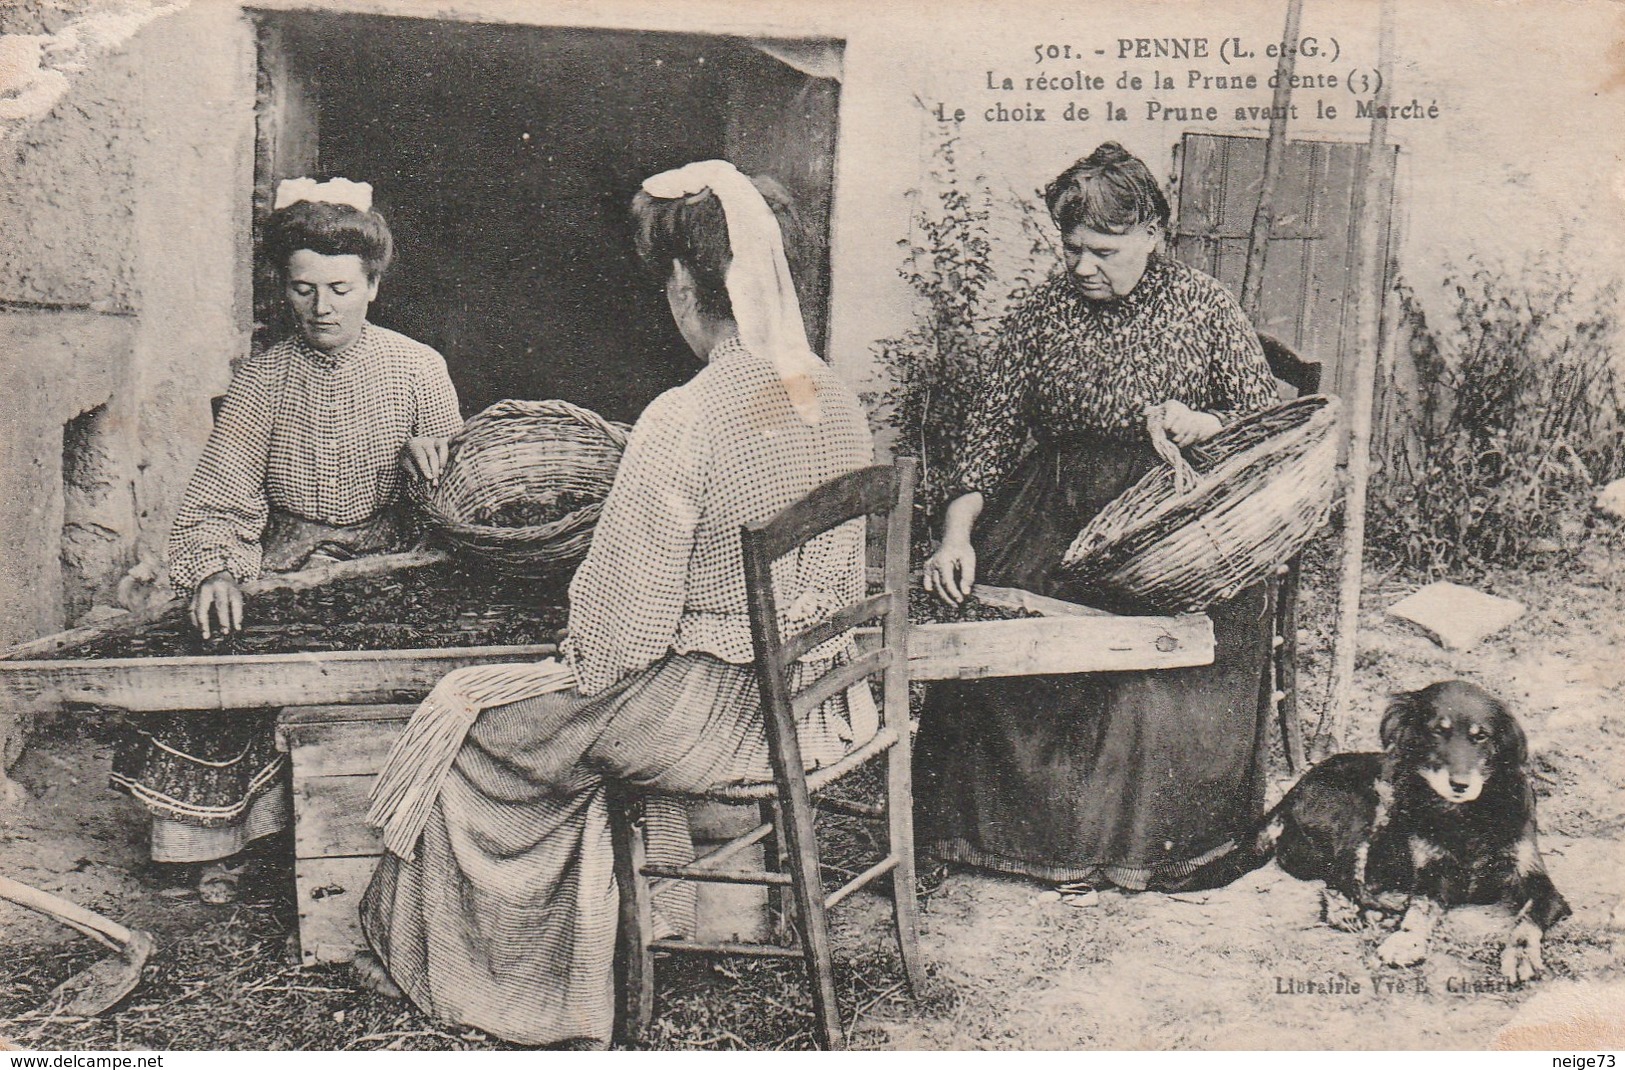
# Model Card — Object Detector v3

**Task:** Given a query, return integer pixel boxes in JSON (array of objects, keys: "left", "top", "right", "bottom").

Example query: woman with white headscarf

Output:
[{"left": 359, "top": 161, "right": 874, "bottom": 1047}]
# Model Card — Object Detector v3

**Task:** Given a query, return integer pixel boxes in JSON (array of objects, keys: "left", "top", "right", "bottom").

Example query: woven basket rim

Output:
[
  {"left": 1058, "top": 395, "right": 1342, "bottom": 610},
  {"left": 407, "top": 399, "right": 628, "bottom": 563},
  {"left": 1064, "top": 395, "right": 1339, "bottom": 562}
]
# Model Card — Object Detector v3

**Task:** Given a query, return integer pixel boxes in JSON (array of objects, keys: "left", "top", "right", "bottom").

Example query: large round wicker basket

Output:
[
  {"left": 1061, "top": 395, "right": 1342, "bottom": 613},
  {"left": 409, "top": 399, "right": 630, "bottom": 577}
]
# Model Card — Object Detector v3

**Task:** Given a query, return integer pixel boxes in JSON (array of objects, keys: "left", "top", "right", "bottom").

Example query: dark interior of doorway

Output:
[{"left": 254, "top": 13, "right": 842, "bottom": 424}]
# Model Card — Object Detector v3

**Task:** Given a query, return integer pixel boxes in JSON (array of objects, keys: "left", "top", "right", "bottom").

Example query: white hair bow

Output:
[
  {"left": 641, "top": 160, "right": 823, "bottom": 425},
  {"left": 274, "top": 176, "right": 374, "bottom": 213}
]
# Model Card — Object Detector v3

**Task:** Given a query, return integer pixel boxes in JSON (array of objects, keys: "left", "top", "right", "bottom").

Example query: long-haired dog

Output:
[{"left": 1176, "top": 681, "right": 1569, "bottom": 983}]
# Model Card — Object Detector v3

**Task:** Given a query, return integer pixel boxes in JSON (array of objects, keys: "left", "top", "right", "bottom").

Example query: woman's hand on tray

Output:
[
  {"left": 403, "top": 435, "right": 452, "bottom": 484},
  {"left": 925, "top": 492, "right": 985, "bottom": 607},
  {"left": 191, "top": 570, "right": 243, "bottom": 640},
  {"left": 923, "top": 536, "right": 977, "bottom": 607}
]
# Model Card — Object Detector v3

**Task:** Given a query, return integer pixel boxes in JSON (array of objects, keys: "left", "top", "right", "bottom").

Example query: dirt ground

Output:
[{"left": 2, "top": 529, "right": 1622, "bottom": 1050}]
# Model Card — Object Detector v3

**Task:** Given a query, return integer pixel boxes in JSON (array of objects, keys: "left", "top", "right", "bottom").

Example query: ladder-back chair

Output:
[{"left": 610, "top": 458, "right": 923, "bottom": 1049}]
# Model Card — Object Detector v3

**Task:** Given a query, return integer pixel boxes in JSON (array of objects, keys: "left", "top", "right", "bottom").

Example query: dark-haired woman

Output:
[
  {"left": 112, "top": 179, "right": 462, "bottom": 903},
  {"left": 916, "top": 142, "right": 1281, "bottom": 891},
  {"left": 359, "top": 161, "right": 874, "bottom": 1046}
]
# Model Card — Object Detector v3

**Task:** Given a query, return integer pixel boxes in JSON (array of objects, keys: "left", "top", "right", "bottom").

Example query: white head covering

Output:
[
  {"left": 641, "top": 160, "right": 823, "bottom": 425},
  {"left": 274, "top": 176, "right": 374, "bottom": 213}
]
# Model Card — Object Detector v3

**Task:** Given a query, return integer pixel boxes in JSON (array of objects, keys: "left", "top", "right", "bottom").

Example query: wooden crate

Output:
[
  {"left": 275, "top": 704, "right": 770, "bottom": 966},
  {"left": 276, "top": 703, "right": 403, "bottom": 966}
]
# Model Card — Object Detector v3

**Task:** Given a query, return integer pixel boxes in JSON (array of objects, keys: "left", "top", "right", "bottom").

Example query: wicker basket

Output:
[
  {"left": 409, "top": 399, "right": 630, "bottom": 577},
  {"left": 1060, "top": 395, "right": 1342, "bottom": 612}
]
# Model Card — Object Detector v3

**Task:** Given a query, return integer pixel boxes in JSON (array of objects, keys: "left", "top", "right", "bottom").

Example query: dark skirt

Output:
[
  {"left": 914, "top": 433, "right": 1273, "bottom": 889},
  {"left": 110, "top": 710, "right": 287, "bottom": 829}
]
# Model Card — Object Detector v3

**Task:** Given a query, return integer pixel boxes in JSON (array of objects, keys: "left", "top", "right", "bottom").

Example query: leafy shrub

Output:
[
  {"left": 1370, "top": 258, "right": 1623, "bottom": 575},
  {"left": 866, "top": 135, "right": 996, "bottom": 521},
  {"left": 867, "top": 132, "right": 1053, "bottom": 522}
]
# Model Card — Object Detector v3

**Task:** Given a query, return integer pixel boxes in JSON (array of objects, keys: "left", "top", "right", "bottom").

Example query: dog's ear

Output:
[{"left": 1379, "top": 690, "right": 1421, "bottom": 751}]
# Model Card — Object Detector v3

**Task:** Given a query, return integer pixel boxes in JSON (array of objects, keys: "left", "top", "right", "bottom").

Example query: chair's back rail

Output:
[
  {"left": 790, "top": 648, "right": 894, "bottom": 721},
  {"left": 739, "top": 460, "right": 916, "bottom": 803},
  {"left": 745, "top": 465, "right": 902, "bottom": 564},
  {"left": 780, "top": 591, "right": 894, "bottom": 665},
  {"left": 1258, "top": 332, "right": 1323, "bottom": 396}
]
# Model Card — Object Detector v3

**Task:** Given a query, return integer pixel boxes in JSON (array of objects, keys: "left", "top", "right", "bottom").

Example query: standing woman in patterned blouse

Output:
[
  {"left": 916, "top": 142, "right": 1281, "bottom": 891},
  {"left": 112, "top": 180, "right": 462, "bottom": 903}
]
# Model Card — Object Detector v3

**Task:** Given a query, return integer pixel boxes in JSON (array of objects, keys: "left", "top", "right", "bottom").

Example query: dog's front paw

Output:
[
  {"left": 1500, "top": 919, "right": 1546, "bottom": 985},
  {"left": 1371, "top": 889, "right": 1410, "bottom": 914},
  {"left": 1377, "top": 926, "right": 1428, "bottom": 967}
]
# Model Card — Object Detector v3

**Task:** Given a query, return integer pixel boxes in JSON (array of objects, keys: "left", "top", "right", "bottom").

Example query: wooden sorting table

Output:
[{"left": 0, "top": 550, "right": 1214, "bottom": 964}]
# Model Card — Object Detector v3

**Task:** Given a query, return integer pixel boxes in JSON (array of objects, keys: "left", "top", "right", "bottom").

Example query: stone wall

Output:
[
  {"left": 0, "top": 2, "right": 253, "bottom": 635},
  {"left": 0, "top": 2, "right": 254, "bottom": 773}
]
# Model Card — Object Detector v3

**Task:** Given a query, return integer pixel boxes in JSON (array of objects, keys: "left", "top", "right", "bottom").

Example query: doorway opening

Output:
[{"left": 253, "top": 12, "right": 843, "bottom": 423}]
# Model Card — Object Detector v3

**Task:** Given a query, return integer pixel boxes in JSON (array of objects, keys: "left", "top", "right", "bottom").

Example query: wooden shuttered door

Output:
[{"left": 1170, "top": 132, "right": 1400, "bottom": 402}]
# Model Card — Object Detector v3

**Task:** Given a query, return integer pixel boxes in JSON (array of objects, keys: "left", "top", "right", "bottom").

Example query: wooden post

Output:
[
  {"left": 1239, "top": 0, "right": 1306, "bottom": 323},
  {"left": 1324, "top": 0, "right": 1397, "bottom": 751}
]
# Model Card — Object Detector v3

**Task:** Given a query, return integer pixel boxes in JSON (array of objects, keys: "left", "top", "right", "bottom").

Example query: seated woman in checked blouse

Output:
[
  {"left": 112, "top": 179, "right": 462, "bottom": 904},
  {"left": 359, "top": 161, "right": 874, "bottom": 1048}
]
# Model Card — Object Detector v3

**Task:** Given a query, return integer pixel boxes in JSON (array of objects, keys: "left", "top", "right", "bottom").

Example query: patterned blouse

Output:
[
  {"left": 952, "top": 253, "right": 1279, "bottom": 497},
  {"left": 563, "top": 333, "right": 875, "bottom": 697},
  {"left": 167, "top": 323, "right": 463, "bottom": 592}
]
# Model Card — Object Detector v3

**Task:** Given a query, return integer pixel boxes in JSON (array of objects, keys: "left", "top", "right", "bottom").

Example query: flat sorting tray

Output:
[{"left": 0, "top": 556, "right": 1213, "bottom": 713}]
